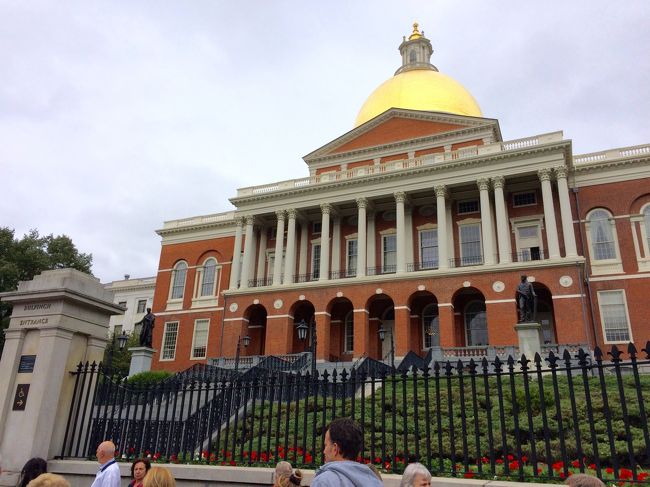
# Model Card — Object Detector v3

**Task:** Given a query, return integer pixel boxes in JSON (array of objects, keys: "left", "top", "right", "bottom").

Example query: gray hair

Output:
[{"left": 400, "top": 463, "right": 432, "bottom": 487}]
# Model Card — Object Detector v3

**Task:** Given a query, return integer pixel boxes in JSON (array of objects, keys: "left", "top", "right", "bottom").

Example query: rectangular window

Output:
[
  {"left": 598, "top": 290, "right": 631, "bottom": 342},
  {"left": 344, "top": 316, "right": 354, "bottom": 352},
  {"left": 458, "top": 200, "right": 479, "bottom": 215},
  {"left": 191, "top": 319, "right": 209, "bottom": 359},
  {"left": 313, "top": 222, "right": 322, "bottom": 235},
  {"left": 137, "top": 299, "right": 147, "bottom": 313},
  {"left": 513, "top": 191, "right": 537, "bottom": 207},
  {"left": 419, "top": 229, "right": 438, "bottom": 269},
  {"left": 382, "top": 234, "right": 396, "bottom": 273},
  {"left": 460, "top": 224, "right": 482, "bottom": 265},
  {"left": 346, "top": 239, "right": 358, "bottom": 276},
  {"left": 201, "top": 264, "right": 216, "bottom": 296},
  {"left": 114, "top": 324, "right": 123, "bottom": 336},
  {"left": 161, "top": 322, "right": 179, "bottom": 360},
  {"left": 312, "top": 244, "right": 321, "bottom": 279}
]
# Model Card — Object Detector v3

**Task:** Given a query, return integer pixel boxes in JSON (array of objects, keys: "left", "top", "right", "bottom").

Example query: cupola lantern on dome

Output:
[{"left": 354, "top": 22, "right": 482, "bottom": 127}]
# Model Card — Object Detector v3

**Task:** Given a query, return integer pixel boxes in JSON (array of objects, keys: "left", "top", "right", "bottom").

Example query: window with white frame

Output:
[
  {"left": 191, "top": 319, "right": 209, "bottom": 359},
  {"left": 346, "top": 239, "right": 358, "bottom": 276},
  {"left": 419, "top": 229, "right": 438, "bottom": 269},
  {"left": 170, "top": 262, "right": 187, "bottom": 299},
  {"left": 422, "top": 303, "right": 439, "bottom": 348},
  {"left": 464, "top": 301, "right": 488, "bottom": 346},
  {"left": 459, "top": 223, "right": 482, "bottom": 265},
  {"left": 588, "top": 210, "right": 617, "bottom": 260},
  {"left": 311, "top": 244, "right": 321, "bottom": 279},
  {"left": 137, "top": 299, "right": 147, "bottom": 313},
  {"left": 161, "top": 321, "right": 179, "bottom": 360},
  {"left": 344, "top": 311, "right": 354, "bottom": 353},
  {"left": 200, "top": 258, "right": 218, "bottom": 296},
  {"left": 458, "top": 199, "right": 479, "bottom": 215},
  {"left": 597, "top": 290, "right": 632, "bottom": 343},
  {"left": 642, "top": 205, "right": 650, "bottom": 257},
  {"left": 513, "top": 191, "right": 537, "bottom": 207},
  {"left": 382, "top": 234, "right": 396, "bottom": 273}
]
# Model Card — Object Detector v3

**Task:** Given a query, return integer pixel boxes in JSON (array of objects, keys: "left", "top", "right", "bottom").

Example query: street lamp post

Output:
[
  {"left": 234, "top": 334, "right": 251, "bottom": 372},
  {"left": 296, "top": 319, "right": 317, "bottom": 376},
  {"left": 106, "top": 330, "right": 129, "bottom": 375},
  {"left": 377, "top": 323, "right": 394, "bottom": 368}
]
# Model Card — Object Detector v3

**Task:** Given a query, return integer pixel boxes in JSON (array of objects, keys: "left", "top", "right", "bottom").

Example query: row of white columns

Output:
[{"left": 229, "top": 165, "right": 578, "bottom": 290}]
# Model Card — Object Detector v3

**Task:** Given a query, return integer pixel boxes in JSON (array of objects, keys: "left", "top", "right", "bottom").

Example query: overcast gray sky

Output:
[{"left": 2, "top": 1, "right": 649, "bottom": 284}]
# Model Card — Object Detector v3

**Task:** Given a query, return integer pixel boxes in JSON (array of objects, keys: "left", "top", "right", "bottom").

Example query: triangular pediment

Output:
[{"left": 304, "top": 108, "right": 500, "bottom": 163}]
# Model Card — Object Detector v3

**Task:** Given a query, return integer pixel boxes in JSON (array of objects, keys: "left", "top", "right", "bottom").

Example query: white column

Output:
[
  {"left": 555, "top": 165, "right": 578, "bottom": 257},
  {"left": 239, "top": 215, "right": 256, "bottom": 289},
  {"left": 367, "top": 211, "right": 376, "bottom": 272},
  {"left": 299, "top": 221, "right": 308, "bottom": 277},
  {"left": 395, "top": 192, "right": 406, "bottom": 273},
  {"left": 272, "top": 210, "right": 286, "bottom": 286},
  {"left": 229, "top": 216, "right": 244, "bottom": 289},
  {"left": 406, "top": 205, "right": 414, "bottom": 268},
  {"left": 331, "top": 216, "right": 341, "bottom": 276},
  {"left": 539, "top": 168, "right": 561, "bottom": 259},
  {"left": 492, "top": 176, "right": 512, "bottom": 264},
  {"left": 356, "top": 198, "right": 367, "bottom": 277},
  {"left": 319, "top": 203, "right": 331, "bottom": 281},
  {"left": 477, "top": 178, "right": 496, "bottom": 265},
  {"left": 256, "top": 227, "right": 267, "bottom": 281},
  {"left": 446, "top": 203, "right": 455, "bottom": 263},
  {"left": 435, "top": 185, "right": 449, "bottom": 270},
  {"left": 283, "top": 209, "right": 297, "bottom": 283}
]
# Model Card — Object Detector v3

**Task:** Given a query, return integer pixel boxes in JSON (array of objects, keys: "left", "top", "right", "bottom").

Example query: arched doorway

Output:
[
  {"left": 327, "top": 297, "right": 354, "bottom": 361},
  {"left": 243, "top": 304, "right": 267, "bottom": 356},
  {"left": 533, "top": 283, "right": 557, "bottom": 344},
  {"left": 290, "top": 300, "right": 315, "bottom": 354},
  {"left": 366, "top": 294, "right": 395, "bottom": 361},
  {"left": 408, "top": 291, "right": 439, "bottom": 355},
  {"left": 452, "top": 287, "right": 488, "bottom": 347}
]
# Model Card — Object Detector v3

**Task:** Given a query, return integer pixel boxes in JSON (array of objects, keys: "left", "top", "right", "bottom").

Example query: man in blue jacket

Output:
[{"left": 312, "top": 418, "right": 383, "bottom": 487}]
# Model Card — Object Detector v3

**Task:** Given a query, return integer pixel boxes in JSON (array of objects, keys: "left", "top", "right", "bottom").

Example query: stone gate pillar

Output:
[{"left": 0, "top": 269, "right": 122, "bottom": 485}]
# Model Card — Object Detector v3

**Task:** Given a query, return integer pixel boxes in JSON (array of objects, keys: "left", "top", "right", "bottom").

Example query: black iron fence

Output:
[{"left": 60, "top": 343, "right": 650, "bottom": 483}]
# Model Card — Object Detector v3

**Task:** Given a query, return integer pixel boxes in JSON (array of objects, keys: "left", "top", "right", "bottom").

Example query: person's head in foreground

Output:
[
  {"left": 400, "top": 462, "right": 432, "bottom": 487},
  {"left": 26, "top": 473, "right": 70, "bottom": 487},
  {"left": 565, "top": 474, "right": 605, "bottom": 487},
  {"left": 95, "top": 441, "right": 116, "bottom": 465},
  {"left": 323, "top": 417, "right": 363, "bottom": 462},
  {"left": 18, "top": 457, "right": 48, "bottom": 487},
  {"left": 142, "top": 467, "right": 175, "bottom": 487},
  {"left": 131, "top": 458, "right": 151, "bottom": 484},
  {"left": 274, "top": 461, "right": 302, "bottom": 486}
]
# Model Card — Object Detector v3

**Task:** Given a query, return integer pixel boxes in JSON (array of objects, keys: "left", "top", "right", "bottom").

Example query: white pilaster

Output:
[
  {"left": 272, "top": 210, "right": 286, "bottom": 286},
  {"left": 239, "top": 216, "right": 256, "bottom": 289},
  {"left": 477, "top": 178, "right": 496, "bottom": 265},
  {"left": 331, "top": 216, "right": 341, "bottom": 275},
  {"left": 435, "top": 185, "right": 449, "bottom": 270},
  {"left": 405, "top": 205, "right": 414, "bottom": 268},
  {"left": 319, "top": 203, "right": 331, "bottom": 281},
  {"left": 256, "top": 227, "right": 267, "bottom": 281},
  {"left": 539, "top": 168, "right": 561, "bottom": 259},
  {"left": 356, "top": 198, "right": 367, "bottom": 277},
  {"left": 229, "top": 216, "right": 244, "bottom": 289},
  {"left": 395, "top": 192, "right": 407, "bottom": 273},
  {"left": 367, "top": 211, "right": 376, "bottom": 271},
  {"left": 492, "top": 176, "right": 512, "bottom": 263},
  {"left": 555, "top": 165, "right": 578, "bottom": 257},
  {"left": 284, "top": 209, "right": 297, "bottom": 283},
  {"left": 299, "top": 222, "right": 308, "bottom": 276}
]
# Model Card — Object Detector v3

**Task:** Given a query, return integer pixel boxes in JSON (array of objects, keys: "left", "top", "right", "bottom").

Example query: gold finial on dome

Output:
[{"left": 408, "top": 22, "right": 422, "bottom": 40}]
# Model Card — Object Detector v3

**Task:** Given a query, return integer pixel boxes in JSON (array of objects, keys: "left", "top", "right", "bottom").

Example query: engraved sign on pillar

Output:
[{"left": 13, "top": 384, "right": 30, "bottom": 411}]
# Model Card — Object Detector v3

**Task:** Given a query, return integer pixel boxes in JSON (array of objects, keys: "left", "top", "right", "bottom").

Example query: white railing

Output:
[
  {"left": 162, "top": 211, "right": 235, "bottom": 229},
  {"left": 574, "top": 144, "right": 650, "bottom": 165}
]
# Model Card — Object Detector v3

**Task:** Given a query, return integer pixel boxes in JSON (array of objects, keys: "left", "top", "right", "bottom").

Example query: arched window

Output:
[
  {"left": 344, "top": 311, "right": 354, "bottom": 353},
  {"left": 200, "top": 258, "right": 218, "bottom": 296},
  {"left": 464, "top": 301, "right": 488, "bottom": 346},
  {"left": 643, "top": 205, "right": 650, "bottom": 254},
  {"left": 409, "top": 49, "right": 417, "bottom": 63},
  {"left": 170, "top": 261, "right": 187, "bottom": 300},
  {"left": 588, "top": 209, "right": 616, "bottom": 260},
  {"left": 422, "top": 303, "right": 439, "bottom": 348}
]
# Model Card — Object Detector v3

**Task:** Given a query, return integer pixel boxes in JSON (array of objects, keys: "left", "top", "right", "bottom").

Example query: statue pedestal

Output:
[
  {"left": 128, "top": 347, "right": 155, "bottom": 376},
  {"left": 514, "top": 322, "right": 543, "bottom": 359}
]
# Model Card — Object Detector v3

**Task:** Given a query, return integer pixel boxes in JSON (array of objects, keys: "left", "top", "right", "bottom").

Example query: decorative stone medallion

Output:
[
  {"left": 492, "top": 281, "right": 505, "bottom": 293},
  {"left": 229, "top": 302, "right": 238, "bottom": 312},
  {"left": 559, "top": 276, "right": 573, "bottom": 288},
  {"left": 528, "top": 276, "right": 536, "bottom": 282},
  {"left": 463, "top": 281, "right": 471, "bottom": 288},
  {"left": 299, "top": 294, "right": 306, "bottom": 301},
  {"left": 376, "top": 288, "right": 383, "bottom": 294},
  {"left": 253, "top": 299, "right": 259, "bottom": 305},
  {"left": 273, "top": 299, "right": 283, "bottom": 309},
  {"left": 417, "top": 284, "right": 425, "bottom": 291},
  {"left": 336, "top": 291, "right": 343, "bottom": 298}
]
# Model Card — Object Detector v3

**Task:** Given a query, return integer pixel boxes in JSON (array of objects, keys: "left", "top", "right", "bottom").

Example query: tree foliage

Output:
[{"left": 0, "top": 227, "right": 93, "bottom": 355}]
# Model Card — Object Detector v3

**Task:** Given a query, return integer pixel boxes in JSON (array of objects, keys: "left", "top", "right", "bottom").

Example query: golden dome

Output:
[{"left": 355, "top": 69, "right": 482, "bottom": 127}]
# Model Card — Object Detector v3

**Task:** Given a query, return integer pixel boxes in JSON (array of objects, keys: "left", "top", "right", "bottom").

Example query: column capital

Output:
[
  {"left": 538, "top": 167, "right": 553, "bottom": 182},
  {"left": 477, "top": 178, "right": 490, "bottom": 191},
  {"left": 286, "top": 208, "right": 297, "bottom": 220},
  {"left": 492, "top": 175, "right": 505, "bottom": 189},
  {"left": 244, "top": 215, "right": 256, "bottom": 226},
  {"left": 320, "top": 203, "right": 332, "bottom": 215},
  {"left": 554, "top": 165, "right": 568, "bottom": 179},
  {"left": 394, "top": 191, "right": 407, "bottom": 204},
  {"left": 234, "top": 216, "right": 244, "bottom": 226},
  {"left": 275, "top": 210, "right": 286, "bottom": 221},
  {"left": 434, "top": 185, "right": 447, "bottom": 198},
  {"left": 356, "top": 197, "right": 368, "bottom": 209}
]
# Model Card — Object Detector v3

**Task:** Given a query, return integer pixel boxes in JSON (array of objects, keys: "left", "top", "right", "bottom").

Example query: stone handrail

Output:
[
  {"left": 162, "top": 211, "right": 236, "bottom": 229},
  {"left": 574, "top": 143, "right": 650, "bottom": 165}
]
